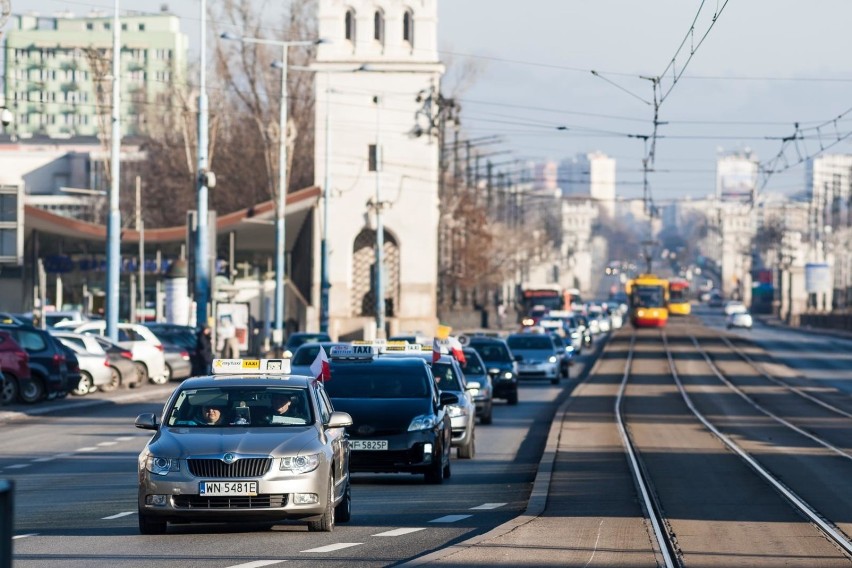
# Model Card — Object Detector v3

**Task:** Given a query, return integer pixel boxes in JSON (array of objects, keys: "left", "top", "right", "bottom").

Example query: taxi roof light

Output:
[{"left": 211, "top": 358, "right": 292, "bottom": 375}]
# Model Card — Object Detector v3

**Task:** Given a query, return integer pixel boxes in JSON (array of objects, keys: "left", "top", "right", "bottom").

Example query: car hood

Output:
[
  {"left": 330, "top": 398, "right": 432, "bottom": 429},
  {"left": 150, "top": 426, "right": 318, "bottom": 457}
]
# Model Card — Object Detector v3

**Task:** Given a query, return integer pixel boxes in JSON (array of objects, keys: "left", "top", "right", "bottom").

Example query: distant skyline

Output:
[{"left": 9, "top": 0, "right": 852, "bottom": 201}]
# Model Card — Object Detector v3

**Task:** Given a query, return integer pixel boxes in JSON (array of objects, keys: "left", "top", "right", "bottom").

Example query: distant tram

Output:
[
  {"left": 625, "top": 274, "right": 669, "bottom": 328},
  {"left": 667, "top": 278, "right": 692, "bottom": 316}
]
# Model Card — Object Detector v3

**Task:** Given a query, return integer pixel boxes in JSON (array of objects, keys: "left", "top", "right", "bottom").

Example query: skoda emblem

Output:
[
  {"left": 222, "top": 453, "right": 237, "bottom": 464},
  {"left": 357, "top": 425, "right": 375, "bottom": 435}
]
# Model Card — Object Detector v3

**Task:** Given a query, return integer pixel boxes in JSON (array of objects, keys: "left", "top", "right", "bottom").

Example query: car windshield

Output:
[
  {"left": 287, "top": 334, "right": 331, "bottom": 349},
  {"left": 470, "top": 342, "right": 511, "bottom": 362},
  {"left": 147, "top": 326, "right": 196, "bottom": 349},
  {"left": 432, "top": 361, "right": 463, "bottom": 391},
  {"left": 325, "top": 364, "right": 430, "bottom": 398},
  {"left": 461, "top": 353, "right": 484, "bottom": 375},
  {"left": 507, "top": 336, "right": 554, "bottom": 350},
  {"left": 292, "top": 344, "right": 330, "bottom": 365},
  {"left": 166, "top": 387, "right": 312, "bottom": 427}
]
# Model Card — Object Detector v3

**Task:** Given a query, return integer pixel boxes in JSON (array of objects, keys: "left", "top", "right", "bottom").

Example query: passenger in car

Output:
[
  {"left": 269, "top": 394, "right": 306, "bottom": 424},
  {"left": 195, "top": 405, "right": 224, "bottom": 425}
]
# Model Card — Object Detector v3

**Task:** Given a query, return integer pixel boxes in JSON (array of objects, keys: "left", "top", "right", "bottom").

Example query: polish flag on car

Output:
[
  {"left": 310, "top": 346, "right": 330, "bottom": 382},
  {"left": 432, "top": 338, "right": 441, "bottom": 364},
  {"left": 448, "top": 337, "right": 466, "bottom": 365}
]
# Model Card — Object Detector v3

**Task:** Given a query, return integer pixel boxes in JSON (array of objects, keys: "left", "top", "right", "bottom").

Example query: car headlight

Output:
[
  {"left": 548, "top": 355, "right": 558, "bottom": 363},
  {"left": 468, "top": 388, "right": 480, "bottom": 397},
  {"left": 280, "top": 453, "right": 320, "bottom": 474},
  {"left": 408, "top": 414, "right": 439, "bottom": 431},
  {"left": 446, "top": 404, "right": 467, "bottom": 418},
  {"left": 146, "top": 456, "right": 180, "bottom": 476},
  {"left": 503, "top": 371, "right": 514, "bottom": 380},
  {"left": 637, "top": 309, "right": 646, "bottom": 317}
]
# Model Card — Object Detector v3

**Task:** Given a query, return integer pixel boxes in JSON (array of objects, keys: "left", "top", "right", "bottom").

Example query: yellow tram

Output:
[
  {"left": 667, "top": 278, "right": 692, "bottom": 316},
  {"left": 625, "top": 274, "right": 669, "bottom": 328}
]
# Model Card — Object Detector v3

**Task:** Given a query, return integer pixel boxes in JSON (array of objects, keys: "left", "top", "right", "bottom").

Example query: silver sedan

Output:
[{"left": 135, "top": 373, "right": 352, "bottom": 534}]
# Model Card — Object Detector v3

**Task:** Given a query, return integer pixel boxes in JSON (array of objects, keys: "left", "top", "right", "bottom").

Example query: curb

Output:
[{"left": 399, "top": 333, "right": 613, "bottom": 567}]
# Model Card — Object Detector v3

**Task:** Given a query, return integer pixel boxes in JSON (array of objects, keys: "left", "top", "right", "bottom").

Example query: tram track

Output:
[{"left": 617, "top": 327, "right": 852, "bottom": 566}]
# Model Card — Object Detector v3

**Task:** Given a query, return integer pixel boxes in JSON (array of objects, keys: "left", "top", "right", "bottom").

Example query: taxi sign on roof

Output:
[
  {"left": 383, "top": 343, "right": 424, "bottom": 353},
  {"left": 329, "top": 345, "right": 378, "bottom": 359},
  {"left": 211, "top": 358, "right": 292, "bottom": 375}
]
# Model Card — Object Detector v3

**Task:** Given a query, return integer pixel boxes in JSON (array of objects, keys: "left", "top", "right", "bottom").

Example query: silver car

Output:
[
  {"left": 135, "top": 371, "right": 352, "bottom": 534},
  {"left": 52, "top": 331, "right": 112, "bottom": 395}
]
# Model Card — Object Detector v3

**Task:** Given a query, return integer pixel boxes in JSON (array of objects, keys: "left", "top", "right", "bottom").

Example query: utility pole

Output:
[
  {"left": 105, "top": 0, "right": 121, "bottom": 342},
  {"left": 195, "top": 0, "right": 211, "bottom": 330},
  {"left": 136, "top": 176, "right": 145, "bottom": 322},
  {"left": 373, "top": 95, "right": 385, "bottom": 338}
]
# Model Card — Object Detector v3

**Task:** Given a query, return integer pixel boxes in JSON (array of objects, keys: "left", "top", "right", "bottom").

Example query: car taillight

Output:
[
  {"left": 52, "top": 353, "right": 64, "bottom": 368},
  {"left": 180, "top": 350, "right": 190, "bottom": 361},
  {"left": 103, "top": 357, "right": 111, "bottom": 368},
  {"left": 155, "top": 344, "right": 164, "bottom": 352},
  {"left": 120, "top": 350, "right": 133, "bottom": 359}
]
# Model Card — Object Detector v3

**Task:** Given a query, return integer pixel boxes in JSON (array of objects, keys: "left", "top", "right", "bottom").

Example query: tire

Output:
[
  {"left": 20, "top": 376, "right": 45, "bottom": 404},
  {"left": 457, "top": 429, "right": 475, "bottom": 459},
  {"left": 424, "top": 453, "right": 445, "bottom": 484},
  {"left": 443, "top": 457, "right": 451, "bottom": 479},
  {"left": 72, "top": 372, "right": 94, "bottom": 396},
  {"left": 1, "top": 375, "right": 19, "bottom": 405},
  {"left": 507, "top": 390, "right": 519, "bottom": 405},
  {"left": 334, "top": 478, "right": 352, "bottom": 523},
  {"left": 307, "top": 478, "right": 335, "bottom": 532},
  {"left": 480, "top": 404, "right": 493, "bottom": 425},
  {"left": 164, "top": 364, "right": 173, "bottom": 382},
  {"left": 135, "top": 362, "right": 151, "bottom": 385},
  {"left": 138, "top": 512, "right": 167, "bottom": 535},
  {"left": 551, "top": 377, "right": 560, "bottom": 385},
  {"left": 100, "top": 367, "right": 122, "bottom": 392}
]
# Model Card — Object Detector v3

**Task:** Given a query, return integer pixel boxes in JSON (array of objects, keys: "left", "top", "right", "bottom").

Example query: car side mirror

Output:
[
  {"left": 439, "top": 391, "right": 459, "bottom": 407},
  {"left": 325, "top": 411, "right": 352, "bottom": 429},
  {"left": 135, "top": 413, "right": 159, "bottom": 430},
  {"left": 514, "top": 354, "right": 523, "bottom": 362}
]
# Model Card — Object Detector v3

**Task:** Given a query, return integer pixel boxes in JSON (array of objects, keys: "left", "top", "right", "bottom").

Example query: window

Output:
[
  {"left": 86, "top": 22, "right": 93, "bottom": 30},
  {"left": 121, "top": 23, "right": 128, "bottom": 31},
  {"left": 403, "top": 9, "right": 414, "bottom": 44},
  {"left": 373, "top": 10, "right": 384, "bottom": 44},
  {"left": 104, "top": 22, "right": 110, "bottom": 30},
  {"left": 344, "top": 8, "right": 356, "bottom": 42},
  {"left": 138, "top": 23, "right": 145, "bottom": 31}
]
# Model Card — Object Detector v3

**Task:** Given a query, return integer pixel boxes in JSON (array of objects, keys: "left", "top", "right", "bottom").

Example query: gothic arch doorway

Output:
[{"left": 352, "top": 229, "right": 400, "bottom": 318}]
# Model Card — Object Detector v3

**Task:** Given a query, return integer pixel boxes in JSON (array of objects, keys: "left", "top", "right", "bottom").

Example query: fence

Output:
[{"left": 0, "top": 479, "right": 12, "bottom": 568}]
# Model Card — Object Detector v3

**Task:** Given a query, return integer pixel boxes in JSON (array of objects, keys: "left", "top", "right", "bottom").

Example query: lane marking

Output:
[
  {"left": 76, "top": 447, "right": 97, "bottom": 452},
  {"left": 97, "top": 441, "right": 118, "bottom": 447},
  {"left": 115, "top": 436, "right": 134, "bottom": 441},
  {"left": 5, "top": 464, "right": 30, "bottom": 470},
  {"left": 31, "top": 457, "right": 55, "bottom": 463},
  {"left": 301, "top": 543, "right": 362, "bottom": 553},
  {"left": 373, "top": 528, "right": 426, "bottom": 537},
  {"left": 13, "top": 534, "right": 37, "bottom": 540},
  {"left": 227, "top": 562, "right": 286, "bottom": 568},
  {"left": 54, "top": 453, "right": 73, "bottom": 459},
  {"left": 102, "top": 511, "right": 134, "bottom": 520},
  {"left": 470, "top": 503, "right": 506, "bottom": 510},
  {"left": 429, "top": 515, "right": 472, "bottom": 523}
]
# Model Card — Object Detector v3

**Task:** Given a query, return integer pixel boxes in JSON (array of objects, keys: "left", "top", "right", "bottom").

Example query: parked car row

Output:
[{"left": 0, "top": 319, "right": 199, "bottom": 405}]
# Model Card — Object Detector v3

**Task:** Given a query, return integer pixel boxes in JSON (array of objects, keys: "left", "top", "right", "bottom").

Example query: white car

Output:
[
  {"left": 723, "top": 301, "right": 748, "bottom": 316},
  {"left": 727, "top": 311, "right": 753, "bottom": 329},
  {"left": 71, "top": 322, "right": 168, "bottom": 384},
  {"left": 52, "top": 331, "right": 112, "bottom": 395}
]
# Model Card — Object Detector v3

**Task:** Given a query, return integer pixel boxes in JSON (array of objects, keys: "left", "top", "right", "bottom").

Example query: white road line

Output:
[
  {"left": 54, "top": 453, "right": 73, "bottom": 459},
  {"left": 102, "top": 512, "right": 134, "bottom": 520},
  {"left": 429, "top": 515, "right": 472, "bottom": 523},
  {"left": 301, "top": 543, "right": 362, "bottom": 553},
  {"left": 115, "top": 436, "right": 134, "bottom": 441},
  {"left": 470, "top": 503, "right": 507, "bottom": 510},
  {"left": 76, "top": 447, "right": 97, "bottom": 452},
  {"left": 226, "top": 561, "right": 286, "bottom": 568},
  {"left": 31, "top": 457, "right": 55, "bottom": 463},
  {"left": 97, "top": 441, "right": 118, "bottom": 447},
  {"left": 12, "top": 534, "right": 37, "bottom": 540},
  {"left": 5, "top": 464, "right": 30, "bottom": 470},
  {"left": 373, "top": 528, "right": 426, "bottom": 537}
]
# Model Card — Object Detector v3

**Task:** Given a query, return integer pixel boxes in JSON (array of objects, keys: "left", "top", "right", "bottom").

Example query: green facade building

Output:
[{"left": 3, "top": 12, "right": 187, "bottom": 138}]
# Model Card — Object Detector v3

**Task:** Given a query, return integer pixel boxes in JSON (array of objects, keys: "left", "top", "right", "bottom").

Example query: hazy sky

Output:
[{"left": 11, "top": 0, "right": 852, "bottom": 201}]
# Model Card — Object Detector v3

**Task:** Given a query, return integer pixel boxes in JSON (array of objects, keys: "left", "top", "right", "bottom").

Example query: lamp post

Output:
[
  {"left": 221, "top": 33, "right": 321, "bottom": 353},
  {"left": 372, "top": 94, "right": 385, "bottom": 338},
  {"left": 105, "top": 0, "right": 121, "bottom": 342},
  {"left": 320, "top": 71, "right": 332, "bottom": 334},
  {"left": 196, "top": 0, "right": 210, "bottom": 331}
]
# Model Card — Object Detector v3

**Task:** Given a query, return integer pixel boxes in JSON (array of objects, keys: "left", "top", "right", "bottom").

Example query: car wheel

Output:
[
  {"left": 164, "top": 364, "right": 173, "bottom": 382},
  {"left": 335, "top": 478, "right": 352, "bottom": 523},
  {"left": 425, "top": 452, "right": 445, "bottom": 484},
  {"left": 457, "top": 429, "right": 475, "bottom": 459},
  {"left": 99, "top": 367, "right": 122, "bottom": 392},
  {"left": 507, "top": 390, "right": 519, "bottom": 405},
  {"left": 72, "top": 372, "right": 94, "bottom": 396},
  {"left": 1, "top": 375, "right": 19, "bottom": 405},
  {"left": 443, "top": 453, "right": 452, "bottom": 479},
  {"left": 551, "top": 376, "right": 560, "bottom": 385},
  {"left": 19, "top": 376, "right": 45, "bottom": 404},
  {"left": 307, "top": 478, "right": 335, "bottom": 532},
  {"left": 138, "top": 512, "right": 167, "bottom": 535},
  {"left": 481, "top": 404, "right": 493, "bottom": 425}
]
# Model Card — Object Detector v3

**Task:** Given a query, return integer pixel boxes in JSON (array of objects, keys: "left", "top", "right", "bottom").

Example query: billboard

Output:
[{"left": 805, "top": 263, "right": 831, "bottom": 294}]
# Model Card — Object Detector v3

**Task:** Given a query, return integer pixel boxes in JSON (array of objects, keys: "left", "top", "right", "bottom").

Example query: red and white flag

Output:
[
  {"left": 310, "top": 346, "right": 330, "bottom": 382},
  {"left": 432, "top": 338, "right": 441, "bottom": 364},
  {"left": 449, "top": 336, "right": 466, "bottom": 365}
]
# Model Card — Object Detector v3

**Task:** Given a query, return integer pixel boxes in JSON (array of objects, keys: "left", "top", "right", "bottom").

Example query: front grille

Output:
[
  {"left": 173, "top": 494, "right": 287, "bottom": 509},
  {"left": 187, "top": 458, "right": 272, "bottom": 478},
  {"left": 350, "top": 447, "right": 423, "bottom": 472},
  {"left": 350, "top": 425, "right": 407, "bottom": 437}
]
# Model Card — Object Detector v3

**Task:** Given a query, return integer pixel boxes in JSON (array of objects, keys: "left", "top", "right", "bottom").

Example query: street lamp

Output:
[{"left": 220, "top": 32, "right": 322, "bottom": 353}]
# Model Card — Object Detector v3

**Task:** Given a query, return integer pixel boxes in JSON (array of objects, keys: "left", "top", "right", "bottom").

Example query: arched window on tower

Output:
[
  {"left": 403, "top": 9, "right": 414, "bottom": 46},
  {"left": 373, "top": 9, "right": 385, "bottom": 45},
  {"left": 344, "top": 8, "right": 356, "bottom": 43}
]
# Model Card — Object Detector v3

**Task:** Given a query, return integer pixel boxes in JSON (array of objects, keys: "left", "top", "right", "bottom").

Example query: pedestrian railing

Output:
[{"left": 0, "top": 479, "right": 12, "bottom": 568}]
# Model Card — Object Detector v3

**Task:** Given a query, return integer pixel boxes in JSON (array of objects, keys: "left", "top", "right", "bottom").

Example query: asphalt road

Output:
[{"left": 0, "top": 336, "right": 607, "bottom": 568}]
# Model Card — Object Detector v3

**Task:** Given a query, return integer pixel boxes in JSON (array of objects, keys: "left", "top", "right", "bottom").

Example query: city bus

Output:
[
  {"left": 625, "top": 274, "right": 669, "bottom": 328},
  {"left": 667, "top": 278, "right": 692, "bottom": 316}
]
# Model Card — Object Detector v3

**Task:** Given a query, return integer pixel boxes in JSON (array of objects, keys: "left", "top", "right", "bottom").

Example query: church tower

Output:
[{"left": 313, "top": 0, "right": 443, "bottom": 339}]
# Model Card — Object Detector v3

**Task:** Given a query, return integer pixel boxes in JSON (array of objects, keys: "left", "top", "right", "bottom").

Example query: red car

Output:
[{"left": 0, "top": 330, "right": 32, "bottom": 405}]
